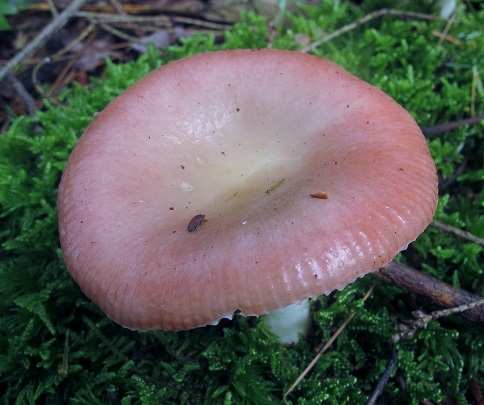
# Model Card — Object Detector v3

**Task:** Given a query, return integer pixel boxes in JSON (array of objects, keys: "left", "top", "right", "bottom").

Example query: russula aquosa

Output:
[{"left": 58, "top": 49, "right": 438, "bottom": 334}]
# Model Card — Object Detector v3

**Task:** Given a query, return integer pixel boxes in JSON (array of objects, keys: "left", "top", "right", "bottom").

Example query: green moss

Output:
[{"left": 1, "top": 1, "right": 483, "bottom": 403}]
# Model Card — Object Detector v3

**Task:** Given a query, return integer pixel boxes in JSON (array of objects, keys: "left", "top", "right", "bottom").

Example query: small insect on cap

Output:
[{"left": 58, "top": 50, "right": 438, "bottom": 331}]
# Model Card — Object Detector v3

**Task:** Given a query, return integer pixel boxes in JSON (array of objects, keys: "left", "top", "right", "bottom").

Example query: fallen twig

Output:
[
  {"left": 108, "top": 0, "right": 124, "bottom": 15},
  {"left": 0, "top": 0, "right": 88, "bottom": 83},
  {"left": 7, "top": 74, "right": 37, "bottom": 116},
  {"left": 366, "top": 347, "right": 399, "bottom": 405},
  {"left": 75, "top": 11, "right": 230, "bottom": 31},
  {"left": 437, "top": 13, "right": 456, "bottom": 47},
  {"left": 284, "top": 284, "right": 376, "bottom": 401},
  {"left": 391, "top": 298, "right": 484, "bottom": 343},
  {"left": 32, "top": 23, "right": 96, "bottom": 99},
  {"left": 267, "top": 0, "right": 288, "bottom": 48},
  {"left": 431, "top": 220, "right": 484, "bottom": 247},
  {"left": 432, "top": 29, "right": 462, "bottom": 45},
  {"left": 441, "top": 157, "right": 468, "bottom": 191},
  {"left": 376, "top": 261, "right": 484, "bottom": 325},
  {"left": 420, "top": 115, "right": 484, "bottom": 137},
  {"left": 45, "top": 0, "right": 59, "bottom": 17},
  {"left": 300, "top": 8, "right": 436, "bottom": 53}
]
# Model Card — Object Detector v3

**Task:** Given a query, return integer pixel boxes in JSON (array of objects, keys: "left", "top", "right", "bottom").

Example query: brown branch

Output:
[
  {"left": 375, "top": 261, "right": 484, "bottom": 325},
  {"left": 420, "top": 115, "right": 484, "bottom": 137},
  {"left": 7, "top": 74, "right": 37, "bottom": 116},
  {"left": 284, "top": 260, "right": 482, "bottom": 399},
  {"left": 431, "top": 220, "right": 484, "bottom": 247},
  {"left": 366, "top": 348, "right": 399, "bottom": 405},
  {"left": 75, "top": 11, "right": 231, "bottom": 30},
  {"left": 391, "top": 299, "right": 484, "bottom": 343}
]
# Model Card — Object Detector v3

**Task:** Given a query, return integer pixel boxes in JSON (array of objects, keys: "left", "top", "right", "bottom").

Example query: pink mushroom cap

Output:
[{"left": 58, "top": 49, "right": 438, "bottom": 331}]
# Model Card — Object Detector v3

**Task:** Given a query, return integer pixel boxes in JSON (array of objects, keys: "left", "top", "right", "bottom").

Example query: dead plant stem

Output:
[
  {"left": 301, "top": 8, "right": 436, "bottom": 53},
  {"left": 431, "top": 220, "right": 484, "bottom": 247},
  {"left": 75, "top": 11, "right": 230, "bottom": 31},
  {"left": 0, "top": 0, "right": 88, "bottom": 83},
  {"left": 284, "top": 284, "right": 376, "bottom": 401}
]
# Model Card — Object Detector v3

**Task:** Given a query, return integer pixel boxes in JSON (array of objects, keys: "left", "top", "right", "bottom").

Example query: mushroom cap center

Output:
[{"left": 58, "top": 50, "right": 438, "bottom": 331}]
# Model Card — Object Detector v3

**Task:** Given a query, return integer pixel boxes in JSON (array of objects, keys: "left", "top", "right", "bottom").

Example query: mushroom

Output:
[{"left": 58, "top": 49, "right": 438, "bottom": 336}]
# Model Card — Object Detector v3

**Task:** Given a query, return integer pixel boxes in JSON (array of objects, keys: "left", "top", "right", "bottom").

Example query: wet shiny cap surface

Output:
[{"left": 58, "top": 49, "right": 438, "bottom": 330}]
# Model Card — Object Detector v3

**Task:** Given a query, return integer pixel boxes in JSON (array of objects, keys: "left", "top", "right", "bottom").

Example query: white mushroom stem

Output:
[{"left": 264, "top": 299, "right": 311, "bottom": 344}]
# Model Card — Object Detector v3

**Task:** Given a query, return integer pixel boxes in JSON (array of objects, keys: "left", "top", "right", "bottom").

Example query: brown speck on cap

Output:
[
  {"left": 187, "top": 214, "right": 206, "bottom": 232},
  {"left": 310, "top": 192, "right": 329, "bottom": 200}
]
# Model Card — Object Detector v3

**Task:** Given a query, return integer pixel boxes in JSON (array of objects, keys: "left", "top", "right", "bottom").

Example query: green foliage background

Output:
[{"left": 0, "top": 1, "right": 483, "bottom": 403}]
